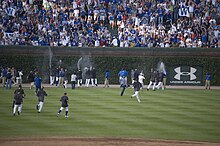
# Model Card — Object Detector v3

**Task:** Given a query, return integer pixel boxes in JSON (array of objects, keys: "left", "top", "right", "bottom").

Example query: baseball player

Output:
[
  {"left": 34, "top": 74, "right": 42, "bottom": 94},
  {"left": 138, "top": 72, "right": 145, "bottom": 91},
  {"left": 120, "top": 76, "right": 127, "bottom": 96},
  {"left": 131, "top": 80, "right": 142, "bottom": 103},
  {"left": 57, "top": 93, "right": 69, "bottom": 118},
  {"left": 156, "top": 72, "right": 165, "bottom": 90},
  {"left": 91, "top": 67, "right": 98, "bottom": 87},
  {"left": 36, "top": 87, "right": 47, "bottom": 113},
  {"left": 147, "top": 69, "right": 157, "bottom": 91},
  {"left": 77, "top": 69, "right": 82, "bottom": 87},
  {"left": 13, "top": 84, "right": 25, "bottom": 116},
  {"left": 85, "top": 67, "right": 91, "bottom": 87},
  {"left": 118, "top": 69, "right": 128, "bottom": 86},
  {"left": 71, "top": 72, "right": 77, "bottom": 89}
]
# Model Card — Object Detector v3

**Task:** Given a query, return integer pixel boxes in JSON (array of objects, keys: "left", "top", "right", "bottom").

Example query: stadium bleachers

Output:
[{"left": 0, "top": 0, "right": 219, "bottom": 48}]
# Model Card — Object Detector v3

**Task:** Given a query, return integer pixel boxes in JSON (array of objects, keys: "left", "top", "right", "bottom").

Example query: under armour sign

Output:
[
  {"left": 168, "top": 66, "right": 203, "bottom": 86},
  {"left": 174, "top": 67, "right": 197, "bottom": 80}
]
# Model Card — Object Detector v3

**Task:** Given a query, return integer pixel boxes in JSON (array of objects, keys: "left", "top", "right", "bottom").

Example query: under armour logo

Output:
[{"left": 174, "top": 67, "right": 197, "bottom": 80}]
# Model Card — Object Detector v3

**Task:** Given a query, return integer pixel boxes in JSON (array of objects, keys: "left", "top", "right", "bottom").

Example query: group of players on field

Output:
[{"left": 12, "top": 67, "right": 166, "bottom": 117}]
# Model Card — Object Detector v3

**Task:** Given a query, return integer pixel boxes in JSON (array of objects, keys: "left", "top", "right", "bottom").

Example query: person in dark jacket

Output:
[
  {"left": 27, "top": 71, "right": 35, "bottom": 89},
  {"left": 36, "top": 87, "right": 47, "bottom": 113},
  {"left": 147, "top": 69, "right": 157, "bottom": 91},
  {"left": 57, "top": 92, "right": 69, "bottom": 118},
  {"left": 133, "top": 69, "right": 139, "bottom": 82},
  {"left": 156, "top": 72, "right": 165, "bottom": 90},
  {"left": 131, "top": 81, "right": 142, "bottom": 103},
  {"left": 91, "top": 67, "right": 98, "bottom": 86},
  {"left": 77, "top": 69, "right": 82, "bottom": 87},
  {"left": 13, "top": 85, "right": 25, "bottom": 116},
  {"left": 49, "top": 67, "right": 56, "bottom": 85},
  {"left": 6, "top": 68, "right": 12, "bottom": 89}
]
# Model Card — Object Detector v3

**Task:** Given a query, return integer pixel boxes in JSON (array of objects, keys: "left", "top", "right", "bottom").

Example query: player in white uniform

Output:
[{"left": 138, "top": 73, "right": 145, "bottom": 91}]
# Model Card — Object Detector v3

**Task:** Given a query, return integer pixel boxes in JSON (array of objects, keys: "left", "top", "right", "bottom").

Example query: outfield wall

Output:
[
  {"left": 0, "top": 45, "right": 220, "bottom": 85},
  {"left": 0, "top": 45, "right": 220, "bottom": 57}
]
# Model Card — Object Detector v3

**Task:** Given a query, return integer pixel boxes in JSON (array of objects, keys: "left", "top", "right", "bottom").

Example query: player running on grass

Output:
[
  {"left": 13, "top": 84, "right": 25, "bottom": 116},
  {"left": 131, "top": 80, "right": 142, "bottom": 103},
  {"left": 120, "top": 76, "right": 127, "bottom": 96},
  {"left": 57, "top": 92, "right": 69, "bottom": 118},
  {"left": 36, "top": 86, "right": 47, "bottom": 113}
]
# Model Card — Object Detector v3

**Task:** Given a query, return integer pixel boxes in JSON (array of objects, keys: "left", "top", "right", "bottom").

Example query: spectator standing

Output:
[{"left": 205, "top": 72, "right": 211, "bottom": 90}]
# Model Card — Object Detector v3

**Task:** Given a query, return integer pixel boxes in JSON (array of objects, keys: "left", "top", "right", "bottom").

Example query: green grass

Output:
[{"left": 0, "top": 87, "right": 220, "bottom": 142}]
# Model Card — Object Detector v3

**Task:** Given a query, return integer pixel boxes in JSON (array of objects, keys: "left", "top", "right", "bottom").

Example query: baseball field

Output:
[{"left": 0, "top": 86, "right": 220, "bottom": 146}]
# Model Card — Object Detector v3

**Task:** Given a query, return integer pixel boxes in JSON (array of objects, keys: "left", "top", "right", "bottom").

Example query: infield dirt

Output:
[{"left": 0, "top": 137, "right": 220, "bottom": 146}]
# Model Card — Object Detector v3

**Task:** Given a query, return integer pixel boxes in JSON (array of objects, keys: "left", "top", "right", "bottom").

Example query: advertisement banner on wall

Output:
[{"left": 168, "top": 66, "right": 203, "bottom": 86}]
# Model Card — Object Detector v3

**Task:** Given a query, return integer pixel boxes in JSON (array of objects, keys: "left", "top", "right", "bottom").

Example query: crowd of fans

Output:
[{"left": 0, "top": 0, "right": 219, "bottom": 48}]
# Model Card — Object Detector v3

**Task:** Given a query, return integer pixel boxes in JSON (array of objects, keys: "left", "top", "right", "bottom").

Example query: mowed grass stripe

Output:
[
  {"left": 0, "top": 87, "right": 220, "bottom": 142},
  {"left": 72, "top": 87, "right": 220, "bottom": 141}
]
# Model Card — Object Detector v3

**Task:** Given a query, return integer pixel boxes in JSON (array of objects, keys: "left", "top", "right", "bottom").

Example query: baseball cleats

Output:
[
  {"left": 36, "top": 105, "right": 39, "bottom": 110},
  {"left": 65, "top": 115, "right": 69, "bottom": 118}
]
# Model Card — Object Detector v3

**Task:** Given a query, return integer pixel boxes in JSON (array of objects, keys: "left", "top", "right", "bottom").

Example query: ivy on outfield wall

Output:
[{"left": 0, "top": 56, "right": 219, "bottom": 85}]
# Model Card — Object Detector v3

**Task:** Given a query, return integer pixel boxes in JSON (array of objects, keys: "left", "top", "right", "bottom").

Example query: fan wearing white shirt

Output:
[{"left": 112, "top": 37, "right": 118, "bottom": 47}]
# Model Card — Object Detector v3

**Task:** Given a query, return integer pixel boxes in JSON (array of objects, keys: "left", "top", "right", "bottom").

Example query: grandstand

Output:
[{"left": 0, "top": 0, "right": 219, "bottom": 48}]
